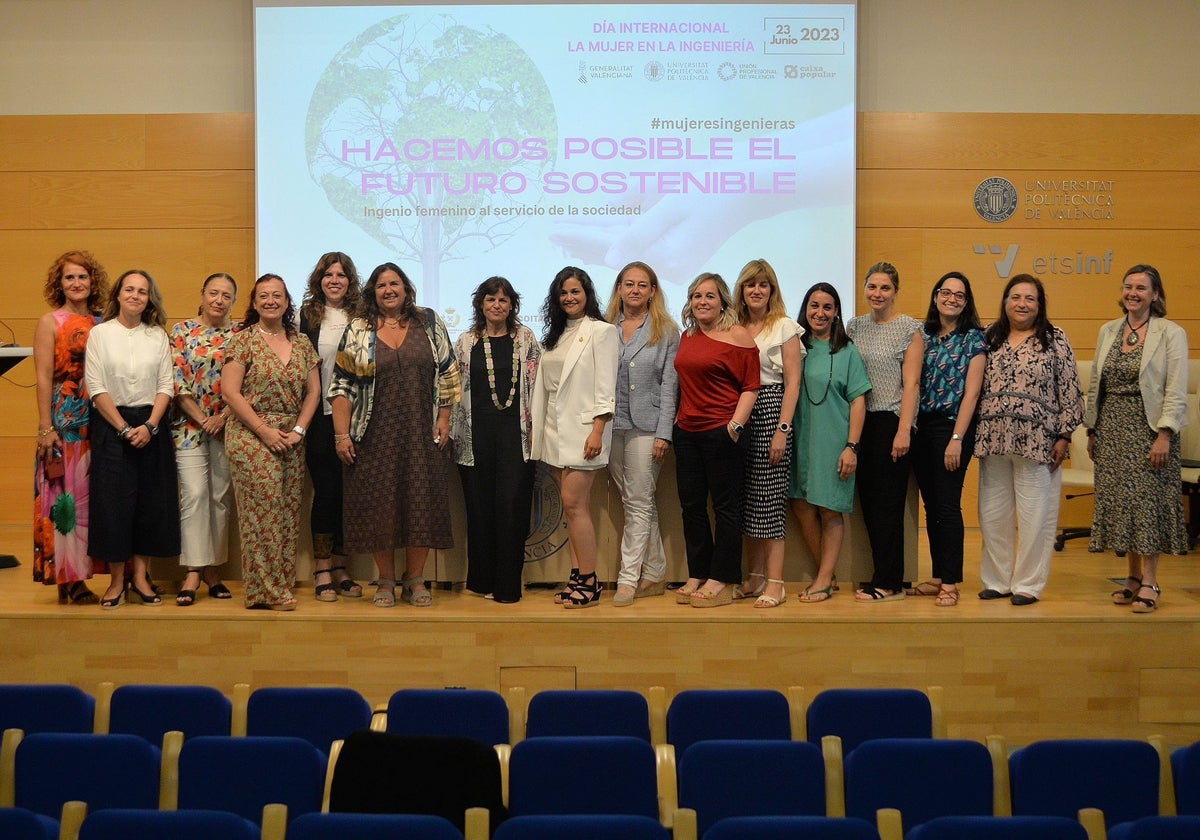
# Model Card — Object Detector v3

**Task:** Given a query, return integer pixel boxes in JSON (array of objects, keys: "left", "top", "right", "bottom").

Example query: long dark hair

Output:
[
  {"left": 240, "top": 273, "right": 298, "bottom": 338},
  {"left": 363, "top": 262, "right": 421, "bottom": 328},
  {"left": 470, "top": 276, "right": 522, "bottom": 336},
  {"left": 541, "top": 266, "right": 603, "bottom": 350},
  {"left": 923, "top": 271, "right": 982, "bottom": 337},
  {"left": 300, "top": 251, "right": 363, "bottom": 326},
  {"left": 985, "top": 273, "right": 1053, "bottom": 352},
  {"left": 798, "top": 282, "right": 851, "bottom": 353}
]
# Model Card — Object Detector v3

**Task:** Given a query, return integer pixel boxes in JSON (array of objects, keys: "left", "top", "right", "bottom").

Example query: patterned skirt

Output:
[
  {"left": 742, "top": 383, "right": 791, "bottom": 540},
  {"left": 1089, "top": 347, "right": 1188, "bottom": 556}
]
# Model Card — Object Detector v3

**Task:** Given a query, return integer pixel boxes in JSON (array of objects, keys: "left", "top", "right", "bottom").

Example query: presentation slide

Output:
[{"left": 255, "top": 2, "right": 856, "bottom": 334}]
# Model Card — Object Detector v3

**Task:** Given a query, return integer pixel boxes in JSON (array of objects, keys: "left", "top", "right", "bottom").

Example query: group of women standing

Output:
[{"left": 32, "top": 248, "right": 1188, "bottom": 613}]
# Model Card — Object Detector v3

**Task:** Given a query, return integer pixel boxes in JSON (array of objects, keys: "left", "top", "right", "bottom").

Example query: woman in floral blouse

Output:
[
  {"left": 170, "top": 273, "right": 239, "bottom": 605},
  {"left": 974, "top": 274, "right": 1083, "bottom": 606}
]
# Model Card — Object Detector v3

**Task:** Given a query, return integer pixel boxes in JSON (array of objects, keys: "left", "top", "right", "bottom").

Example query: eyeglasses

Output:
[{"left": 937, "top": 289, "right": 967, "bottom": 302}]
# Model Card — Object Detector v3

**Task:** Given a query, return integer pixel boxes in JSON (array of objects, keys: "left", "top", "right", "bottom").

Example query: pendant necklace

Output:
[
  {"left": 1125, "top": 315, "right": 1150, "bottom": 346},
  {"left": 483, "top": 334, "right": 519, "bottom": 410},
  {"left": 803, "top": 344, "right": 836, "bottom": 406}
]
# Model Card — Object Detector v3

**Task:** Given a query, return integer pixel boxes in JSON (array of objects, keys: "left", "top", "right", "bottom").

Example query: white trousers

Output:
[
  {"left": 977, "top": 453, "right": 1062, "bottom": 598},
  {"left": 176, "top": 437, "right": 233, "bottom": 568},
  {"left": 607, "top": 429, "right": 667, "bottom": 587}
]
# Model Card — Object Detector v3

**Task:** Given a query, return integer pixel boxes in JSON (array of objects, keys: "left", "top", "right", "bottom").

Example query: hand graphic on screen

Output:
[{"left": 548, "top": 106, "right": 853, "bottom": 284}]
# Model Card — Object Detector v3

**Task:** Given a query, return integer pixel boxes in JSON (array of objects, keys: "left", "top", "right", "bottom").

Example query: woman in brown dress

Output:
[
  {"left": 329, "top": 263, "right": 461, "bottom": 607},
  {"left": 222, "top": 274, "right": 321, "bottom": 610}
]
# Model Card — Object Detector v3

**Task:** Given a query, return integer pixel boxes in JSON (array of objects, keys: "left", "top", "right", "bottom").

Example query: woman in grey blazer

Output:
[
  {"left": 603, "top": 262, "right": 680, "bottom": 606},
  {"left": 1085, "top": 264, "right": 1189, "bottom": 613}
]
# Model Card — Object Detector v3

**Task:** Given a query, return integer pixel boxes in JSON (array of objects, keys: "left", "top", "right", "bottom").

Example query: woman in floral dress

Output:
[
  {"left": 222, "top": 274, "right": 320, "bottom": 610},
  {"left": 33, "top": 250, "right": 109, "bottom": 604},
  {"left": 171, "top": 273, "right": 239, "bottom": 605}
]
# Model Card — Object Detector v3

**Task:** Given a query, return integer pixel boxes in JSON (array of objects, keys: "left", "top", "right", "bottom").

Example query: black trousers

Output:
[
  {"left": 856, "top": 411, "right": 911, "bottom": 591},
  {"left": 674, "top": 424, "right": 747, "bottom": 584},
  {"left": 912, "top": 412, "right": 975, "bottom": 585},
  {"left": 89, "top": 405, "right": 181, "bottom": 564},
  {"left": 458, "top": 413, "right": 534, "bottom": 603},
  {"left": 304, "top": 411, "right": 344, "bottom": 557}
]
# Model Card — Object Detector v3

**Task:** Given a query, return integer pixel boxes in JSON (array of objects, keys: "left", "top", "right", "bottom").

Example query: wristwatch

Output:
[
  {"left": 777, "top": 422, "right": 792, "bottom": 433},
  {"left": 144, "top": 422, "right": 159, "bottom": 436},
  {"left": 845, "top": 440, "right": 859, "bottom": 453},
  {"left": 293, "top": 425, "right": 307, "bottom": 437},
  {"left": 728, "top": 420, "right": 744, "bottom": 435},
  {"left": 950, "top": 433, "right": 962, "bottom": 442}
]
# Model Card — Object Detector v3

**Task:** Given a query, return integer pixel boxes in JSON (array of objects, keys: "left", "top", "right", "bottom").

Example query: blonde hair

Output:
[
  {"left": 680, "top": 272, "right": 739, "bottom": 335},
  {"left": 732, "top": 258, "right": 787, "bottom": 328},
  {"left": 604, "top": 261, "right": 679, "bottom": 346}
]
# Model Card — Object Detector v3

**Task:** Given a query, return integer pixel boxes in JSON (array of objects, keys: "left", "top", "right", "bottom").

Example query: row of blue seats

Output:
[
  {"left": 0, "top": 682, "right": 944, "bottom": 753},
  {"left": 6, "top": 809, "right": 1194, "bottom": 840},
  {"left": 4, "top": 729, "right": 1200, "bottom": 840}
]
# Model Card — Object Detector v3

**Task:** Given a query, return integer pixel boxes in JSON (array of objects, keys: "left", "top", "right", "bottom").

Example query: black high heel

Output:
[{"left": 129, "top": 585, "right": 163, "bottom": 606}]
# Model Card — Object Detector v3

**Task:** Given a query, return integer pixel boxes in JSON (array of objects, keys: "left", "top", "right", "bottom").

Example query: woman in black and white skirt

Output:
[{"left": 733, "top": 259, "right": 803, "bottom": 608}]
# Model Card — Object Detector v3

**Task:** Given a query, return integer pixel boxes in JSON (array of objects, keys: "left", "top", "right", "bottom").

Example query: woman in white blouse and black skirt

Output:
[{"left": 85, "top": 270, "right": 181, "bottom": 608}]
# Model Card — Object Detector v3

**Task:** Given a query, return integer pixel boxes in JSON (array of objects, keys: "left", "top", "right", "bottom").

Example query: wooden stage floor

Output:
[{"left": 2, "top": 526, "right": 1198, "bottom": 747}]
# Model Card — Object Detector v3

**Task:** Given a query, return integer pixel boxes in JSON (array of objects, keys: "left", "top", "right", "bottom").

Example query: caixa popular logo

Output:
[
  {"left": 525, "top": 461, "right": 568, "bottom": 563},
  {"left": 973, "top": 177, "right": 1019, "bottom": 223}
]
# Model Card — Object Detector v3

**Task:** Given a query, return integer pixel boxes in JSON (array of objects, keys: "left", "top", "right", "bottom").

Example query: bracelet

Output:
[
  {"left": 253, "top": 421, "right": 267, "bottom": 434},
  {"left": 334, "top": 433, "right": 351, "bottom": 442},
  {"left": 117, "top": 424, "right": 133, "bottom": 440},
  {"left": 38, "top": 426, "right": 56, "bottom": 437},
  {"left": 144, "top": 422, "right": 159, "bottom": 436},
  {"left": 845, "top": 440, "right": 859, "bottom": 453}
]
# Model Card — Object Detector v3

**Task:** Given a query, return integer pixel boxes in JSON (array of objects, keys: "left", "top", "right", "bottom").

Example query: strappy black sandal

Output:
[
  {"left": 562, "top": 571, "right": 601, "bottom": 609},
  {"left": 1112, "top": 576, "right": 1142, "bottom": 606},
  {"left": 330, "top": 565, "right": 363, "bottom": 598},
  {"left": 554, "top": 568, "right": 581, "bottom": 604},
  {"left": 1131, "top": 583, "right": 1160, "bottom": 614}
]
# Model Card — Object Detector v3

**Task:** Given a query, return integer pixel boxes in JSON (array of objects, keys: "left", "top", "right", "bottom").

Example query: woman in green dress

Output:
[{"left": 789, "top": 282, "right": 871, "bottom": 603}]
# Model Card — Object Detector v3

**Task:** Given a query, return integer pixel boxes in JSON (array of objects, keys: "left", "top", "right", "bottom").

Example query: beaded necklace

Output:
[{"left": 482, "top": 333, "right": 519, "bottom": 410}]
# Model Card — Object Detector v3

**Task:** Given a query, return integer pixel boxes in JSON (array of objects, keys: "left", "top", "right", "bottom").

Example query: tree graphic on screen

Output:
[{"left": 306, "top": 14, "right": 557, "bottom": 308}]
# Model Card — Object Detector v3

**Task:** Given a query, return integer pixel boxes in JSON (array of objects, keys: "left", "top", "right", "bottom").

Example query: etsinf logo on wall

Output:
[{"left": 972, "top": 244, "right": 1116, "bottom": 280}]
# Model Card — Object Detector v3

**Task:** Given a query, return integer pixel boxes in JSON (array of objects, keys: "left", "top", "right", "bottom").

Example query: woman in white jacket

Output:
[
  {"left": 1086, "top": 264, "right": 1189, "bottom": 613},
  {"left": 531, "top": 266, "right": 619, "bottom": 608}
]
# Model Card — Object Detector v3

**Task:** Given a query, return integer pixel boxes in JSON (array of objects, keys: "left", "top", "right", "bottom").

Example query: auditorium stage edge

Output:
[{"left": 2, "top": 548, "right": 1199, "bottom": 749}]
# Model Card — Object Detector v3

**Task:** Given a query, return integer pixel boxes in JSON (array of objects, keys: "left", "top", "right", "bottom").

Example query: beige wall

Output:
[{"left": 2, "top": 0, "right": 1198, "bottom": 115}]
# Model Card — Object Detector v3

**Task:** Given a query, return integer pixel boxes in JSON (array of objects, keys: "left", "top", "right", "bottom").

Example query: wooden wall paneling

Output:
[
  {"left": 0, "top": 115, "right": 147, "bottom": 172},
  {"left": 858, "top": 170, "right": 1199, "bottom": 230},
  {"left": 145, "top": 113, "right": 254, "bottom": 171},
  {"left": 27, "top": 171, "right": 253, "bottom": 229},
  {"left": 2, "top": 229, "right": 255, "bottom": 320},
  {"left": 858, "top": 113, "right": 1200, "bottom": 172},
  {"left": 203, "top": 228, "right": 255, "bottom": 284},
  {"left": 0, "top": 439, "right": 32, "bottom": 515},
  {"left": 0, "top": 174, "right": 33, "bottom": 228},
  {"left": 2, "top": 230, "right": 220, "bottom": 318}
]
